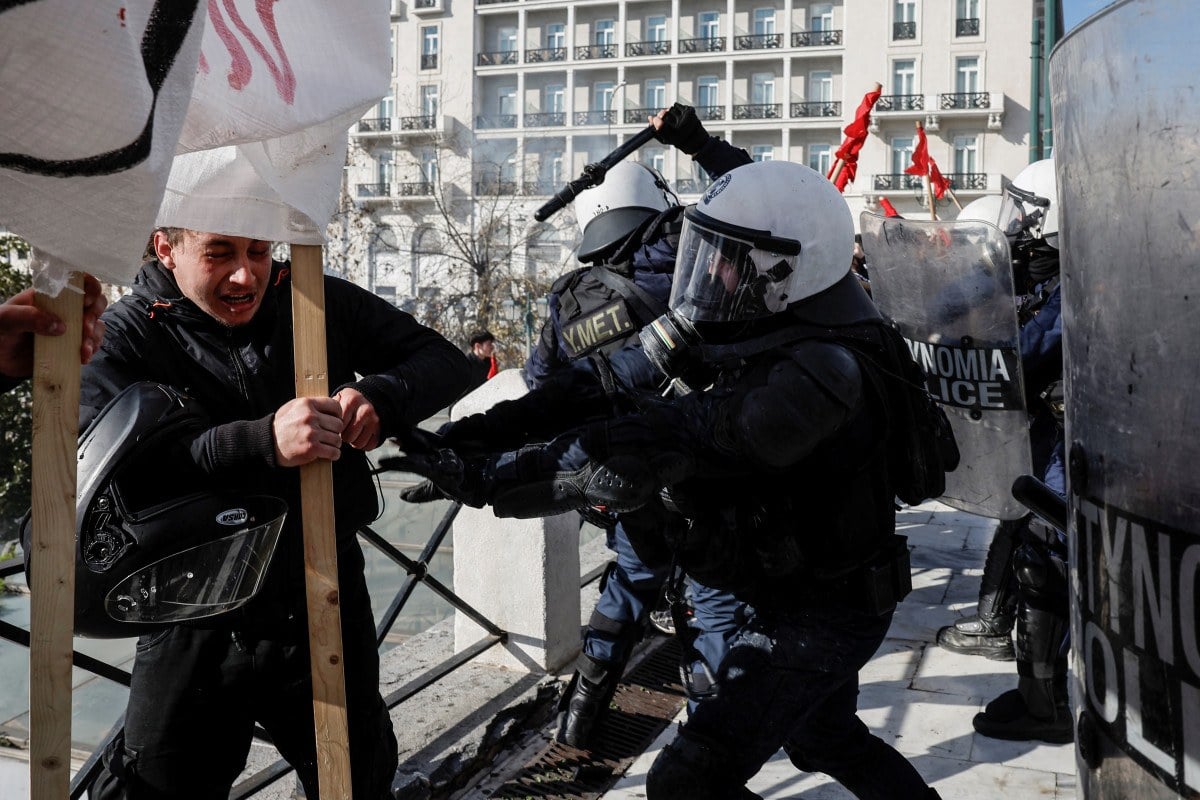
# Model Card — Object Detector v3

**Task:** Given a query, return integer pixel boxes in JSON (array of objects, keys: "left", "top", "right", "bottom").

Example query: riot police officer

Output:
[{"left": 398, "top": 160, "right": 942, "bottom": 799}]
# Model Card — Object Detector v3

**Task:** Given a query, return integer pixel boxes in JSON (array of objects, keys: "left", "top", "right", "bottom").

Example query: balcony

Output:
[
  {"left": 733, "top": 103, "right": 783, "bottom": 120},
  {"left": 476, "top": 114, "right": 518, "bottom": 129},
  {"left": 477, "top": 50, "right": 518, "bottom": 66},
  {"left": 626, "top": 40, "right": 672, "bottom": 57},
  {"left": 525, "top": 111, "right": 566, "bottom": 127},
  {"left": 523, "top": 181, "right": 553, "bottom": 196},
  {"left": 476, "top": 179, "right": 519, "bottom": 196},
  {"left": 791, "top": 101, "right": 841, "bottom": 118},
  {"left": 893, "top": 21, "right": 917, "bottom": 40},
  {"left": 525, "top": 47, "right": 567, "bottom": 63},
  {"left": 956, "top": 17, "right": 981, "bottom": 36},
  {"left": 734, "top": 33, "right": 783, "bottom": 50},
  {"left": 399, "top": 114, "right": 437, "bottom": 130},
  {"left": 939, "top": 92, "right": 991, "bottom": 110},
  {"left": 877, "top": 93, "right": 925, "bottom": 111},
  {"left": 397, "top": 181, "right": 434, "bottom": 197},
  {"left": 476, "top": 0, "right": 517, "bottom": 4},
  {"left": 420, "top": 53, "right": 438, "bottom": 70},
  {"left": 624, "top": 107, "right": 660, "bottom": 124},
  {"left": 945, "top": 172, "right": 988, "bottom": 191},
  {"left": 357, "top": 117, "right": 392, "bottom": 134},
  {"left": 674, "top": 179, "right": 706, "bottom": 194},
  {"left": 576, "top": 43, "right": 618, "bottom": 60},
  {"left": 357, "top": 182, "right": 390, "bottom": 198},
  {"left": 680, "top": 36, "right": 726, "bottom": 53},
  {"left": 695, "top": 105, "right": 724, "bottom": 121},
  {"left": 412, "top": 0, "right": 442, "bottom": 14},
  {"left": 574, "top": 109, "right": 616, "bottom": 125},
  {"left": 873, "top": 173, "right": 924, "bottom": 191},
  {"left": 792, "top": 30, "right": 843, "bottom": 47}
]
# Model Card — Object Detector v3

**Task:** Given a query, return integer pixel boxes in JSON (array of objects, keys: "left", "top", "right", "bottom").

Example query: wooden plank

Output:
[
  {"left": 289, "top": 244, "right": 352, "bottom": 798},
  {"left": 29, "top": 274, "right": 82, "bottom": 799}
]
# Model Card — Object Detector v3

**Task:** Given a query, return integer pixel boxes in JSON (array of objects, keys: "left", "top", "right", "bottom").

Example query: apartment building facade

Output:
[{"left": 348, "top": 0, "right": 1046, "bottom": 307}]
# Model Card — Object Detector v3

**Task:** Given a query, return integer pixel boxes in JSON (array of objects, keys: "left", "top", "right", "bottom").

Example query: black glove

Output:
[
  {"left": 399, "top": 479, "right": 446, "bottom": 504},
  {"left": 386, "top": 426, "right": 491, "bottom": 507},
  {"left": 654, "top": 103, "right": 709, "bottom": 156}
]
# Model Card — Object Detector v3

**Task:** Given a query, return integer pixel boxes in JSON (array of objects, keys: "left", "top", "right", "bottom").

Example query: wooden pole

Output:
[
  {"left": 290, "top": 244, "right": 353, "bottom": 799},
  {"left": 945, "top": 185, "right": 965, "bottom": 212},
  {"left": 29, "top": 274, "right": 83, "bottom": 800},
  {"left": 827, "top": 158, "right": 845, "bottom": 184}
]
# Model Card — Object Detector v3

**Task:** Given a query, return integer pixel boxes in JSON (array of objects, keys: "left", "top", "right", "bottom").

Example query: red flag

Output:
[
  {"left": 879, "top": 197, "right": 902, "bottom": 218},
  {"left": 829, "top": 84, "right": 881, "bottom": 192},
  {"left": 905, "top": 124, "right": 930, "bottom": 177},
  {"left": 929, "top": 160, "right": 951, "bottom": 199}
]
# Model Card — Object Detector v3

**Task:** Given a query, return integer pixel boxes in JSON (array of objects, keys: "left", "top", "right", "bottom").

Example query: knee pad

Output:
[{"left": 1014, "top": 541, "right": 1068, "bottom": 604}]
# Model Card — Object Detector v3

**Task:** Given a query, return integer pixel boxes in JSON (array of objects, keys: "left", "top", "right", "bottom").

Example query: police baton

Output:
[
  {"left": 534, "top": 123, "right": 659, "bottom": 222},
  {"left": 1011, "top": 474, "right": 1068, "bottom": 533}
]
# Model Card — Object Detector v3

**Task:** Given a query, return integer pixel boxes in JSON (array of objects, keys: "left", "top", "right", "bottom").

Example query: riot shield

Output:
[
  {"left": 861, "top": 212, "right": 1031, "bottom": 520},
  {"left": 1052, "top": 1, "right": 1200, "bottom": 796}
]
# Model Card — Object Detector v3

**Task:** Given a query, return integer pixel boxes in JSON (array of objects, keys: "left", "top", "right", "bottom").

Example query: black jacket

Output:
[{"left": 81, "top": 259, "right": 472, "bottom": 628}]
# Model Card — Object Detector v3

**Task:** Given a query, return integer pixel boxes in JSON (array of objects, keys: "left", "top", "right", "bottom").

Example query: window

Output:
[
  {"left": 546, "top": 23, "right": 565, "bottom": 49},
  {"left": 376, "top": 151, "right": 394, "bottom": 186},
  {"left": 891, "top": 136, "right": 915, "bottom": 175},
  {"left": 956, "top": 56, "right": 980, "bottom": 94},
  {"left": 542, "top": 152, "right": 565, "bottom": 185},
  {"left": 544, "top": 84, "right": 565, "bottom": 113},
  {"left": 412, "top": 228, "right": 442, "bottom": 296},
  {"left": 807, "top": 144, "right": 832, "bottom": 174},
  {"left": 596, "top": 20, "right": 615, "bottom": 45},
  {"left": 645, "top": 78, "right": 667, "bottom": 109},
  {"left": 893, "top": 0, "right": 916, "bottom": 39},
  {"left": 379, "top": 96, "right": 395, "bottom": 119},
  {"left": 648, "top": 15, "right": 667, "bottom": 42},
  {"left": 953, "top": 135, "right": 978, "bottom": 174},
  {"left": 892, "top": 59, "right": 916, "bottom": 95},
  {"left": 751, "top": 145, "right": 774, "bottom": 162},
  {"left": 500, "top": 156, "right": 517, "bottom": 183},
  {"left": 956, "top": 0, "right": 980, "bottom": 18},
  {"left": 420, "top": 25, "right": 438, "bottom": 69},
  {"left": 752, "top": 73, "right": 775, "bottom": 105},
  {"left": 420, "top": 85, "right": 438, "bottom": 118},
  {"left": 643, "top": 147, "right": 666, "bottom": 174},
  {"left": 419, "top": 148, "right": 438, "bottom": 185},
  {"left": 595, "top": 80, "right": 616, "bottom": 111},
  {"left": 753, "top": 8, "right": 776, "bottom": 35},
  {"left": 811, "top": 3, "right": 833, "bottom": 31},
  {"left": 498, "top": 86, "right": 517, "bottom": 116},
  {"left": 499, "top": 26, "right": 517, "bottom": 52},
  {"left": 808, "top": 71, "right": 832, "bottom": 103},
  {"left": 894, "top": 0, "right": 916, "bottom": 22},
  {"left": 699, "top": 11, "right": 720, "bottom": 38},
  {"left": 390, "top": 30, "right": 396, "bottom": 73},
  {"left": 697, "top": 76, "right": 719, "bottom": 109}
]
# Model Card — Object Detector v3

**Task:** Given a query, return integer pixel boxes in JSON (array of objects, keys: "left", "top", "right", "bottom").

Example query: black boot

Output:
[
  {"left": 938, "top": 519, "right": 1019, "bottom": 660},
  {"left": 557, "top": 655, "right": 622, "bottom": 748},
  {"left": 972, "top": 676, "right": 1072, "bottom": 744}
]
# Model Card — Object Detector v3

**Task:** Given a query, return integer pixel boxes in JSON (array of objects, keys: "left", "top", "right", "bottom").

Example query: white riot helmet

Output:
[
  {"left": 574, "top": 161, "right": 676, "bottom": 262},
  {"left": 669, "top": 160, "right": 853, "bottom": 324},
  {"left": 956, "top": 194, "right": 1005, "bottom": 226},
  {"left": 998, "top": 158, "right": 1059, "bottom": 249}
]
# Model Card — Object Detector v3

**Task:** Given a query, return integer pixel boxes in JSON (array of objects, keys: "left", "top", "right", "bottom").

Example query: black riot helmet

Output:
[{"left": 24, "top": 383, "right": 287, "bottom": 638}]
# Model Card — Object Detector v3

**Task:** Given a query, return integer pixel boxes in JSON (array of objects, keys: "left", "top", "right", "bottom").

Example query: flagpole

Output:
[
  {"left": 945, "top": 185, "right": 965, "bottom": 212},
  {"left": 915, "top": 121, "right": 937, "bottom": 220},
  {"left": 29, "top": 274, "right": 83, "bottom": 800},
  {"left": 291, "top": 244, "right": 353, "bottom": 799}
]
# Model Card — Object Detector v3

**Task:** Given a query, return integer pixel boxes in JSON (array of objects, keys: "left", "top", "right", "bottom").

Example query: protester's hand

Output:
[
  {"left": 0, "top": 274, "right": 107, "bottom": 378},
  {"left": 399, "top": 479, "right": 446, "bottom": 504},
  {"left": 334, "top": 386, "right": 381, "bottom": 450},
  {"left": 651, "top": 103, "right": 709, "bottom": 156},
  {"left": 273, "top": 396, "right": 344, "bottom": 466}
]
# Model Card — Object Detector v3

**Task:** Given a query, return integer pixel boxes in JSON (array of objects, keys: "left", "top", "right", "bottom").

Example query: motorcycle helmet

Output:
[
  {"left": 24, "top": 382, "right": 287, "bottom": 638},
  {"left": 955, "top": 194, "right": 1005, "bottom": 226},
  {"left": 998, "top": 158, "right": 1059, "bottom": 249},
  {"left": 669, "top": 160, "right": 853, "bottom": 325},
  {"left": 575, "top": 161, "right": 677, "bottom": 262}
]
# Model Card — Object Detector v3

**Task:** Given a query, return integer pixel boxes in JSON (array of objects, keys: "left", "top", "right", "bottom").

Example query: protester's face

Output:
[
  {"left": 474, "top": 340, "right": 495, "bottom": 358},
  {"left": 156, "top": 231, "right": 272, "bottom": 327}
]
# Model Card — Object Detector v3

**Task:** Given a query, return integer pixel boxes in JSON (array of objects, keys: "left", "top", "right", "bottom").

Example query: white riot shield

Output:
[
  {"left": 1053, "top": 2, "right": 1200, "bottom": 797},
  {"left": 861, "top": 213, "right": 1031, "bottom": 520}
]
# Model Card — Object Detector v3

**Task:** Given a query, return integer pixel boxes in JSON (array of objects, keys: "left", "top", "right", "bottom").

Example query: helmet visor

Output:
[
  {"left": 669, "top": 214, "right": 799, "bottom": 324},
  {"left": 998, "top": 182, "right": 1050, "bottom": 241},
  {"left": 104, "top": 507, "right": 284, "bottom": 625}
]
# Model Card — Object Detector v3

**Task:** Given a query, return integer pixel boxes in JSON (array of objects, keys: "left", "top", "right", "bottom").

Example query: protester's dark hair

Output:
[
  {"left": 143, "top": 227, "right": 188, "bottom": 262},
  {"left": 468, "top": 329, "right": 495, "bottom": 347}
]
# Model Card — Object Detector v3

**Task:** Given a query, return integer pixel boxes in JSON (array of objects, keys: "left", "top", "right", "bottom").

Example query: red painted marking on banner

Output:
[
  {"left": 118, "top": 7, "right": 126, "bottom": 27},
  {"left": 208, "top": 0, "right": 252, "bottom": 90},
  {"left": 222, "top": 0, "right": 296, "bottom": 104},
  {"left": 199, "top": 51, "right": 210, "bottom": 74}
]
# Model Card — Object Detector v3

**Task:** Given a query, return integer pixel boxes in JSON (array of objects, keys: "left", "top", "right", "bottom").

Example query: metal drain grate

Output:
[{"left": 489, "top": 636, "right": 687, "bottom": 799}]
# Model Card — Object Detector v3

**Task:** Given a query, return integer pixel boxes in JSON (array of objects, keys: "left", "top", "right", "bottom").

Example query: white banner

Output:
[{"left": 0, "top": 1, "right": 207, "bottom": 291}]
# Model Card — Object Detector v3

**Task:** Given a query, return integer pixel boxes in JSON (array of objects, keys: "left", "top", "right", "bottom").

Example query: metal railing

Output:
[
  {"left": 945, "top": 172, "right": 988, "bottom": 190},
  {"left": 624, "top": 106, "right": 660, "bottom": 124},
  {"left": 876, "top": 93, "right": 925, "bottom": 111},
  {"left": 357, "top": 182, "right": 390, "bottom": 198},
  {"left": 475, "top": 114, "right": 518, "bottom": 129},
  {"left": 574, "top": 109, "right": 616, "bottom": 125},
  {"left": 414, "top": 0, "right": 439, "bottom": 8},
  {"left": 525, "top": 111, "right": 566, "bottom": 127},
  {"left": 400, "top": 114, "right": 437, "bottom": 130},
  {"left": 357, "top": 117, "right": 391, "bottom": 133},
  {"left": 626, "top": 39, "right": 671, "bottom": 56},
  {"left": 476, "top": 179, "right": 519, "bottom": 195},
  {"left": 734, "top": 33, "right": 783, "bottom": 50},
  {"left": 792, "top": 29, "right": 843, "bottom": 46},
  {"left": 956, "top": 17, "right": 980, "bottom": 36},
  {"left": 575, "top": 43, "right": 618, "bottom": 60},
  {"left": 397, "top": 181, "right": 434, "bottom": 196},
  {"left": 893, "top": 21, "right": 916, "bottom": 39},
  {"left": 939, "top": 91, "right": 991, "bottom": 110},
  {"left": 679, "top": 36, "right": 725, "bottom": 53},
  {"left": 695, "top": 104, "right": 725, "bottom": 121},
  {"left": 873, "top": 173, "right": 925, "bottom": 191},
  {"left": 674, "top": 179, "right": 705, "bottom": 194},
  {"left": 477, "top": 50, "right": 518, "bottom": 66},
  {"left": 791, "top": 101, "right": 841, "bottom": 117},
  {"left": 733, "top": 102, "right": 783, "bottom": 120},
  {"left": 420, "top": 53, "right": 438, "bottom": 70},
  {"left": 525, "top": 47, "right": 567, "bottom": 63}
]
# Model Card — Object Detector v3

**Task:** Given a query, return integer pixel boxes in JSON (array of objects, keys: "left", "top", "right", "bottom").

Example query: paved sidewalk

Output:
[{"left": 601, "top": 502, "right": 1077, "bottom": 800}]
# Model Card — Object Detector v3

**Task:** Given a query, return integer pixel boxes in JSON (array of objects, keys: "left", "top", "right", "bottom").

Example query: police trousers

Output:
[
  {"left": 87, "top": 548, "right": 398, "bottom": 799},
  {"left": 648, "top": 605, "right": 930, "bottom": 799}
]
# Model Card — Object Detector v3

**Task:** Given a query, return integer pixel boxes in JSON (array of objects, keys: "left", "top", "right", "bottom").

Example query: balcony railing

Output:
[
  {"left": 695, "top": 104, "right": 725, "bottom": 121},
  {"left": 477, "top": 49, "right": 518, "bottom": 66},
  {"left": 477, "top": 0, "right": 517, "bottom": 5},
  {"left": 357, "top": 117, "right": 392, "bottom": 133},
  {"left": 940, "top": 91, "right": 991, "bottom": 110},
  {"left": 574, "top": 109, "right": 616, "bottom": 125},
  {"left": 674, "top": 179, "right": 706, "bottom": 194},
  {"left": 420, "top": 53, "right": 438, "bottom": 70},
  {"left": 873, "top": 173, "right": 925, "bottom": 191},
  {"left": 399, "top": 114, "right": 437, "bottom": 130},
  {"left": 357, "top": 182, "right": 390, "bottom": 198},
  {"left": 680, "top": 36, "right": 726, "bottom": 53},
  {"left": 956, "top": 17, "right": 981, "bottom": 36},
  {"left": 397, "top": 181, "right": 434, "bottom": 196},
  {"left": 626, "top": 39, "right": 672, "bottom": 56},
  {"left": 525, "top": 111, "right": 566, "bottom": 127},
  {"left": 525, "top": 46, "right": 567, "bottom": 63},
  {"left": 576, "top": 43, "right": 618, "bottom": 59},
  {"left": 893, "top": 21, "right": 917, "bottom": 39},
  {"left": 791, "top": 101, "right": 841, "bottom": 117},
  {"left": 877, "top": 93, "right": 925, "bottom": 111},
  {"left": 624, "top": 106, "right": 660, "bottom": 124},
  {"left": 476, "top": 179, "right": 519, "bottom": 196},
  {"left": 946, "top": 172, "right": 988, "bottom": 191},
  {"left": 414, "top": 0, "right": 438, "bottom": 8},
  {"left": 475, "top": 114, "right": 518, "bottom": 129},
  {"left": 523, "top": 181, "right": 553, "bottom": 196},
  {"left": 734, "top": 33, "right": 783, "bottom": 50},
  {"left": 792, "top": 29, "right": 843, "bottom": 47},
  {"left": 733, "top": 102, "right": 783, "bottom": 120}
]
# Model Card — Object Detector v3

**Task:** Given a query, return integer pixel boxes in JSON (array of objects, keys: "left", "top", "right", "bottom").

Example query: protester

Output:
[
  {"left": 465, "top": 328, "right": 498, "bottom": 389},
  {"left": 0, "top": 276, "right": 107, "bottom": 389},
  {"left": 79, "top": 227, "right": 472, "bottom": 798},
  {"left": 395, "top": 161, "right": 942, "bottom": 799}
]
